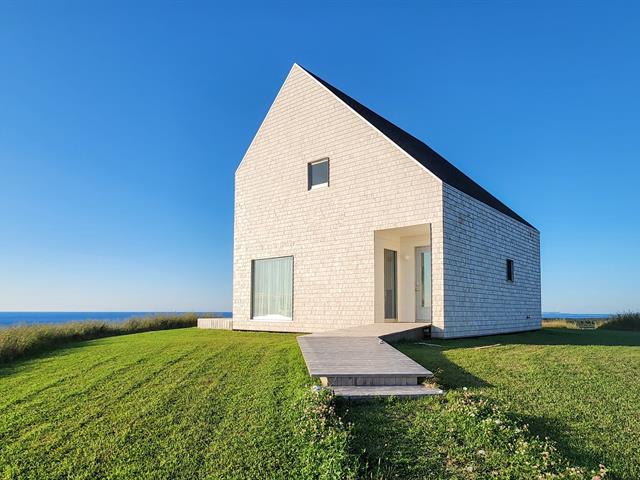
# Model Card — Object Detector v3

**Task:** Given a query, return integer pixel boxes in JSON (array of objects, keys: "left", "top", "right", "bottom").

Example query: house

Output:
[{"left": 232, "top": 64, "right": 541, "bottom": 338}]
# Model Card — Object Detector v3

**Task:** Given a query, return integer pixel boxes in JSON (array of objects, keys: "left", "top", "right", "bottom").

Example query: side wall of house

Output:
[
  {"left": 233, "top": 65, "right": 444, "bottom": 333},
  {"left": 439, "top": 183, "right": 541, "bottom": 338}
]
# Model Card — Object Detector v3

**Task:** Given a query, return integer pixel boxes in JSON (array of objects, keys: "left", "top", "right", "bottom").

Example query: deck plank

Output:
[
  {"left": 297, "top": 324, "right": 433, "bottom": 378},
  {"left": 331, "top": 385, "right": 443, "bottom": 399}
]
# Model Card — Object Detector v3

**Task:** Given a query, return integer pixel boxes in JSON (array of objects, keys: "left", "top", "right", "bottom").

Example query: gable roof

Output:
[{"left": 299, "top": 65, "right": 535, "bottom": 230}]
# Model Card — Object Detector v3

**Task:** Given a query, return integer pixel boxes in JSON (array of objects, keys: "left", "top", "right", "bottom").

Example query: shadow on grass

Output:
[
  {"left": 337, "top": 398, "right": 435, "bottom": 478},
  {"left": 434, "top": 327, "right": 640, "bottom": 349},
  {"left": 398, "top": 341, "right": 492, "bottom": 390},
  {"left": 368, "top": 328, "right": 640, "bottom": 478},
  {"left": 337, "top": 395, "right": 597, "bottom": 480},
  {"left": 511, "top": 410, "right": 627, "bottom": 479},
  {"left": 392, "top": 328, "right": 639, "bottom": 390}
]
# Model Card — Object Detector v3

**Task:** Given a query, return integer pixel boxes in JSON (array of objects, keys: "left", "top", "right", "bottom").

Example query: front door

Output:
[{"left": 415, "top": 246, "right": 432, "bottom": 322}]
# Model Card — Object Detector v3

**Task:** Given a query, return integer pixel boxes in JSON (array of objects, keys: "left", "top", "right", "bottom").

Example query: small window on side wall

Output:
[
  {"left": 506, "top": 259, "right": 514, "bottom": 282},
  {"left": 308, "top": 158, "right": 329, "bottom": 190}
]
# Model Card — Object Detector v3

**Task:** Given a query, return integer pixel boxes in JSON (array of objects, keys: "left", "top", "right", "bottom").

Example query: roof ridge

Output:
[{"left": 297, "top": 64, "right": 535, "bottom": 230}]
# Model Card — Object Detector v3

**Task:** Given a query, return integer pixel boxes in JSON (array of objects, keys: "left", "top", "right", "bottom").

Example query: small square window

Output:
[
  {"left": 506, "top": 259, "right": 514, "bottom": 282},
  {"left": 308, "top": 158, "right": 329, "bottom": 190}
]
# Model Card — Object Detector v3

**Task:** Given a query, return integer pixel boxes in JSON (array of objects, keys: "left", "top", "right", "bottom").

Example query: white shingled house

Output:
[{"left": 232, "top": 64, "right": 541, "bottom": 339}]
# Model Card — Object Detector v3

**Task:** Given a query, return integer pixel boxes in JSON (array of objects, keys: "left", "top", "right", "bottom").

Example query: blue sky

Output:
[{"left": 0, "top": 1, "right": 638, "bottom": 313}]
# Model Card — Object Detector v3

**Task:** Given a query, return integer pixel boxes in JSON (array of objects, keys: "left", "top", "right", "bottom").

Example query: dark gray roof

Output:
[{"left": 301, "top": 65, "right": 535, "bottom": 230}]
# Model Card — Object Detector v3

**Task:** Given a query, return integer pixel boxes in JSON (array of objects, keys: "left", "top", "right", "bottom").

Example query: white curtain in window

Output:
[{"left": 252, "top": 257, "right": 293, "bottom": 319}]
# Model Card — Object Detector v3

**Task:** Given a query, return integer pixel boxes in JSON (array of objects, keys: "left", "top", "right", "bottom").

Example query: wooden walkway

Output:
[{"left": 297, "top": 323, "right": 442, "bottom": 398}]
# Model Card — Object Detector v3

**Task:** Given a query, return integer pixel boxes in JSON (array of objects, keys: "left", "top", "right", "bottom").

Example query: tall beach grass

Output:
[
  {"left": 542, "top": 312, "right": 640, "bottom": 331},
  {"left": 0, "top": 313, "right": 214, "bottom": 363},
  {"left": 599, "top": 312, "right": 640, "bottom": 331},
  {"left": 542, "top": 317, "right": 609, "bottom": 329}
]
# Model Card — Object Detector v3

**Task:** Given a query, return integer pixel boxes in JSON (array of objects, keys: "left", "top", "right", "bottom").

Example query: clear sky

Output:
[{"left": 1, "top": 1, "right": 638, "bottom": 313}]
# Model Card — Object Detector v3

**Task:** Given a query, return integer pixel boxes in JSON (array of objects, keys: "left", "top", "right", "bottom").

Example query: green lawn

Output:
[
  {"left": 1, "top": 327, "right": 638, "bottom": 479},
  {"left": 344, "top": 328, "right": 640, "bottom": 479},
  {"left": 0, "top": 329, "right": 352, "bottom": 480}
]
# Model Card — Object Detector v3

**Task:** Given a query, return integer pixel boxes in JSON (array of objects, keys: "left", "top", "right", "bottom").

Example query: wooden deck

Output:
[
  {"left": 310, "top": 322, "right": 431, "bottom": 340},
  {"left": 297, "top": 323, "right": 441, "bottom": 398}
]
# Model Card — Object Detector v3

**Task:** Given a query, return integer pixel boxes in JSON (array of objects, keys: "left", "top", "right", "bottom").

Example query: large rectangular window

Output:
[
  {"left": 251, "top": 256, "right": 293, "bottom": 320},
  {"left": 384, "top": 249, "right": 397, "bottom": 319},
  {"left": 308, "top": 158, "right": 329, "bottom": 189}
]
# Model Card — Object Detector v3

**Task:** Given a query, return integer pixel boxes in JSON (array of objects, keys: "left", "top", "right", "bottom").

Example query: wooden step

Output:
[
  {"left": 331, "top": 385, "right": 444, "bottom": 399},
  {"left": 297, "top": 323, "right": 436, "bottom": 400},
  {"left": 320, "top": 375, "right": 424, "bottom": 387}
]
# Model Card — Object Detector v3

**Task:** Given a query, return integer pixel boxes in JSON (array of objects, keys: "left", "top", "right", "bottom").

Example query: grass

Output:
[
  {"left": 0, "top": 329, "right": 354, "bottom": 480},
  {"left": 1, "top": 327, "right": 638, "bottom": 479},
  {"left": 0, "top": 313, "right": 207, "bottom": 363},
  {"left": 359, "top": 328, "right": 639, "bottom": 479},
  {"left": 343, "top": 391, "right": 593, "bottom": 479}
]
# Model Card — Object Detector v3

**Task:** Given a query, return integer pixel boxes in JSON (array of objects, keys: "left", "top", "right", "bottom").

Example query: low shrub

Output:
[
  {"left": 599, "top": 312, "right": 640, "bottom": 331},
  {"left": 0, "top": 313, "right": 211, "bottom": 363}
]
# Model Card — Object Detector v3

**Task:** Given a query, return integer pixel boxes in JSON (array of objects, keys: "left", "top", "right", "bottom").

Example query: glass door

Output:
[{"left": 415, "top": 246, "right": 432, "bottom": 322}]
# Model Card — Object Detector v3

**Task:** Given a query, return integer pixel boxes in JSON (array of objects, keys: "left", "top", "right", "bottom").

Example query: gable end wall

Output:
[{"left": 233, "top": 65, "right": 445, "bottom": 333}]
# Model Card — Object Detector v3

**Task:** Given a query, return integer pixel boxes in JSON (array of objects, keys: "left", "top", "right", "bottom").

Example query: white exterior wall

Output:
[
  {"left": 439, "top": 183, "right": 541, "bottom": 338},
  {"left": 233, "top": 65, "right": 445, "bottom": 333}
]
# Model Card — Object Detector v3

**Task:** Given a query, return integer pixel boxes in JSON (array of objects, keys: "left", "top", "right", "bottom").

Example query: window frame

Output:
[
  {"left": 506, "top": 258, "right": 514, "bottom": 282},
  {"left": 307, "top": 158, "right": 330, "bottom": 190},
  {"left": 384, "top": 249, "right": 398, "bottom": 319},
  {"left": 250, "top": 255, "right": 294, "bottom": 322}
]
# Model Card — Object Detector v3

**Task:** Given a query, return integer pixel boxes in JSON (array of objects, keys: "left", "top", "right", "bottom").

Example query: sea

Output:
[
  {"left": 0, "top": 311, "right": 607, "bottom": 328},
  {"left": 0, "top": 312, "right": 233, "bottom": 328},
  {"left": 542, "top": 312, "right": 610, "bottom": 319}
]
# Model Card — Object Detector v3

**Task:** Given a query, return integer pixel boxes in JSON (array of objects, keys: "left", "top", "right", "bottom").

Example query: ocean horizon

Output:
[
  {"left": 542, "top": 312, "right": 611, "bottom": 319},
  {"left": 0, "top": 311, "right": 233, "bottom": 328},
  {"left": 0, "top": 311, "right": 609, "bottom": 328}
]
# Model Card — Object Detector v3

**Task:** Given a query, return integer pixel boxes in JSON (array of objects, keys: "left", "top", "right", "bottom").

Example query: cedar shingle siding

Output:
[{"left": 233, "top": 64, "right": 541, "bottom": 338}]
